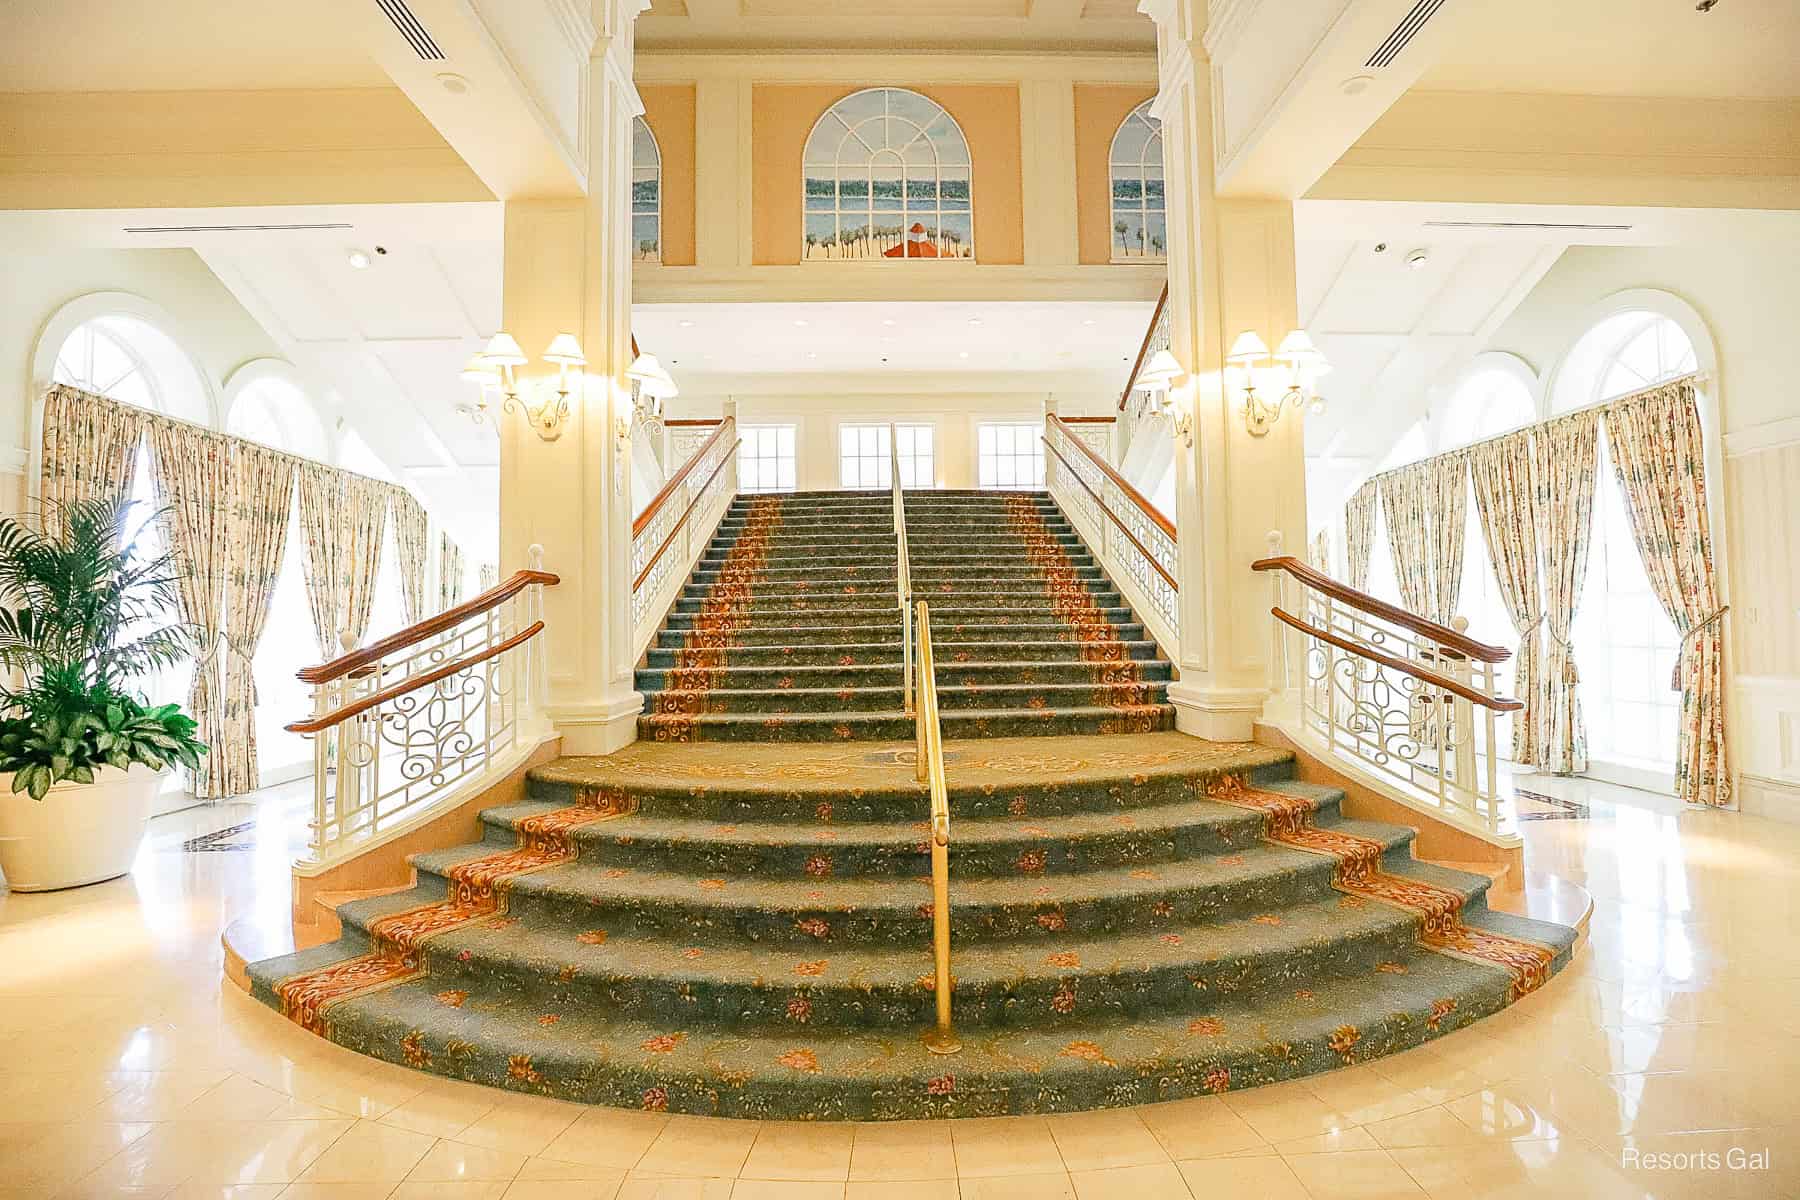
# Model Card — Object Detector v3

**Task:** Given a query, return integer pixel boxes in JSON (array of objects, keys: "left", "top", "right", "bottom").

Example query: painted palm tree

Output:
[{"left": 1115, "top": 219, "right": 1129, "bottom": 256}]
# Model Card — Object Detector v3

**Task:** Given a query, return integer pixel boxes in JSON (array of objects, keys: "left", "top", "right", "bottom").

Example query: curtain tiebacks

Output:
[{"left": 1670, "top": 605, "right": 1730, "bottom": 688}]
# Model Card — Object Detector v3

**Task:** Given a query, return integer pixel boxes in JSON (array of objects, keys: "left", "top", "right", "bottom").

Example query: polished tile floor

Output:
[{"left": 1, "top": 773, "right": 1795, "bottom": 1200}]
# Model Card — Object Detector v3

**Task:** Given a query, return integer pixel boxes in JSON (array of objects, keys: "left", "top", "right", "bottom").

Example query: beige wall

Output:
[
  {"left": 639, "top": 85, "right": 697, "bottom": 267},
  {"left": 1073, "top": 85, "right": 1156, "bottom": 265},
  {"left": 751, "top": 84, "right": 1024, "bottom": 267}
]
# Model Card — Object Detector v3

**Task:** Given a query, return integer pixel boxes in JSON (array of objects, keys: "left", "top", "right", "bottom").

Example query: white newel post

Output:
[
  {"left": 1143, "top": 0, "right": 1309, "bottom": 743},
  {"left": 497, "top": 0, "right": 647, "bottom": 756}
]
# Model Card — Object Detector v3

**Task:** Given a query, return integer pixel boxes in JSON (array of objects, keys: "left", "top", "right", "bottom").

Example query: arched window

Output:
[
  {"left": 1552, "top": 310, "right": 1698, "bottom": 414},
  {"left": 225, "top": 362, "right": 332, "bottom": 462},
  {"left": 802, "top": 87, "right": 973, "bottom": 261},
  {"left": 1439, "top": 359, "right": 1536, "bottom": 452},
  {"left": 1109, "top": 100, "right": 1165, "bottom": 262},
  {"left": 632, "top": 115, "right": 662, "bottom": 263},
  {"left": 51, "top": 314, "right": 209, "bottom": 424}
]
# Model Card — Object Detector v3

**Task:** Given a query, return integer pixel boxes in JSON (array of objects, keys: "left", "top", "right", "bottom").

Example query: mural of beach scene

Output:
[
  {"left": 1109, "top": 100, "right": 1166, "bottom": 261},
  {"left": 632, "top": 115, "right": 661, "bottom": 262},
  {"left": 803, "top": 88, "right": 974, "bottom": 261}
]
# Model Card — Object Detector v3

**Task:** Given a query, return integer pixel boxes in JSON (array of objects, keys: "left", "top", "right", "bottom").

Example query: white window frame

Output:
[
  {"left": 1108, "top": 100, "right": 1166, "bottom": 263},
  {"left": 976, "top": 421, "right": 1045, "bottom": 490},
  {"left": 738, "top": 424, "right": 798, "bottom": 494},
  {"left": 632, "top": 115, "right": 662, "bottom": 264},
  {"left": 224, "top": 359, "right": 334, "bottom": 463},
  {"left": 838, "top": 422, "right": 935, "bottom": 490},
  {"left": 802, "top": 87, "right": 974, "bottom": 262}
]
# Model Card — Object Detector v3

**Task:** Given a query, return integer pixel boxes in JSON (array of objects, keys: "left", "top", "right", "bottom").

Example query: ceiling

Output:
[
  {"left": 1422, "top": 0, "right": 1800, "bottom": 98},
  {"left": 638, "top": 0, "right": 1155, "bottom": 51},
  {"left": 633, "top": 300, "right": 1154, "bottom": 387},
  {"left": 0, "top": 0, "right": 390, "bottom": 91}
]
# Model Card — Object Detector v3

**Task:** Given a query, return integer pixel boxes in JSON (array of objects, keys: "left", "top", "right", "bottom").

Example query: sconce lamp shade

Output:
[
  {"left": 1276, "top": 329, "right": 1319, "bottom": 364},
  {"left": 1134, "top": 349, "right": 1183, "bottom": 390},
  {"left": 628, "top": 353, "right": 679, "bottom": 399},
  {"left": 543, "top": 333, "right": 587, "bottom": 366},
  {"left": 460, "top": 354, "right": 499, "bottom": 382},
  {"left": 1226, "top": 331, "right": 1271, "bottom": 366},
  {"left": 482, "top": 332, "right": 528, "bottom": 367}
]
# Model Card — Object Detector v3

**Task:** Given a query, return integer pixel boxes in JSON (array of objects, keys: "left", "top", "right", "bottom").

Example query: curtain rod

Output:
[
  {"left": 47, "top": 382, "right": 413, "bottom": 497},
  {"left": 1358, "top": 372, "right": 1707, "bottom": 490}
]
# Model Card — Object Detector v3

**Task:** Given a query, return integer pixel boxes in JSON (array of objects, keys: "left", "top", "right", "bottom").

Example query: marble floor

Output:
[{"left": 0, "top": 772, "right": 1795, "bottom": 1200}]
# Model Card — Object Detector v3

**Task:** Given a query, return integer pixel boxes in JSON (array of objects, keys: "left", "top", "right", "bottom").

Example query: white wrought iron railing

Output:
[
  {"left": 288, "top": 555, "right": 558, "bottom": 866},
  {"left": 631, "top": 416, "right": 739, "bottom": 658},
  {"left": 1254, "top": 541, "right": 1523, "bottom": 841},
  {"left": 1043, "top": 414, "right": 1178, "bottom": 651}
]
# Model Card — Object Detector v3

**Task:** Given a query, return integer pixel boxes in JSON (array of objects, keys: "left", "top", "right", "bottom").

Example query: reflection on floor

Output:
[{"left": 0, "top": 771, "right": 1794, "bottom": 1199}]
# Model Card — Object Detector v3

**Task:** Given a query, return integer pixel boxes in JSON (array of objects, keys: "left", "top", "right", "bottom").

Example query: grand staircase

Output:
[
  {"left": 247, "top": 489, "right": 1576, "bottom": 1120},
  {"left": 637, "top": 490, "right": 1174, "bottom": 741}
]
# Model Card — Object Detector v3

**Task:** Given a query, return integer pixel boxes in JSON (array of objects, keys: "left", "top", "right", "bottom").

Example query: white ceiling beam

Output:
[
  {"left": 1028, "top": 0, "right": 1088, "bottom": 24},
  {"left": 680, "top": 0, "right": 743, "bottom": 32},
  {"left": 1204, "top": 0, "right": 1477, "bottom": 199}
]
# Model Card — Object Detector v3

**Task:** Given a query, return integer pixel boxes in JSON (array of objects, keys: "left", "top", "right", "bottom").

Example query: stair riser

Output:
[
  {"left": 635, "top": 661, "right": 1173, "bottom": 692},
  {"left": 713, "top": 515, "right": 1069, "bottom": 532},
  {"left": 411, "top": 915, "right": 1426, "bottom": 1036},
  {"left": 654, "top": 623, "right": 1152, "bottom": 649},
  {"left": 662, "top": 603, "right": 1136, "bottom": 628},
  {"left": 478, "top": 808, "right": 1277, "bottom": 881},
  {"left": 638, "top": 705, "right": 1175, "bottom": 743},
  {"left": 644, "top": 640, "right": 1165, "bottom": 668},
  {"left": 672, "top": 588, "right": 1122, "bottom": 614},
  {"left": 525, "top": 759, "right": 1303, "bottom": 824},
  {"left": 687, "top": 564, "right": 1105, "bottom": 584},
  {"left": 308, "top": 968, "right": 1519, "bottom": 1120},
  {"left": 408, "top": 843, "right": 1412, "bottom": 950},
  {"left": 640, "top": 682, "right": 1168, "bottom": 717}
]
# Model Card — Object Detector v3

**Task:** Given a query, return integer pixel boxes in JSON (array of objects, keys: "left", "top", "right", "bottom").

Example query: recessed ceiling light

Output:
[
  {"left": 807, "top": 352, "right": 818, "bottom": 359},
  {"left": 958, "top": 351, "right": 970, "bottom": 359},
  {"left": 347, "top": 250, "right": 372, "bottom": 270},
  {"left": 793, "top": 318, "right": 810, "bottom": 327},
  {"left": 968, "top": 318, "right": 983, "bottom": 327},
  {"left": 678, "top": 319, "right": 695, "bottom": 328},
  {"left": 881, "top": 318, "right": 897, "bottom": 327},
  {"left": 1340, "top": 74, "right": 1375, "bottom": 96},
  {"left": 436, "top": 72, "right": 471, "bottom": 95},
  {"left": 1405, "top": 247, "right": 1430, "bottom": 270}
]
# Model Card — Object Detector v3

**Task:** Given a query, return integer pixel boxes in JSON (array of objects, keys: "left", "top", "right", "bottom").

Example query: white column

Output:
[
  {"left": 497, "top": 0, "right": 647, "bottom": 756},
  {"left": 1146, "top": 0, "right": 1309, "bottom": 742}
]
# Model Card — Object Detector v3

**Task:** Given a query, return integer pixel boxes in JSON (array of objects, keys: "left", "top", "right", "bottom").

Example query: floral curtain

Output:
[
  {"left": 38, "top": 384, "right": 145, "bottom": 536},
  {"left": 340, "top": 476, "right": 389, "bottom": 648},
  {"left": 1427, "top": 453, "right": 1469, "bottom": 625},
  {"left": 296, "top": 464, "right": 344, "bottom": 660},
  {"left": 145, "top": 421, "right": 233, "bottom": 796},
  {"left": 216, "top": 444, "right": 296, "bottom": 796},
  {"left": 1469, "top": 430, "right": 1545, "bottom": 764},
  {"left": 439, "top": 534, "right": 466, "bottom": 611},
  {"left": 1533, "top": 410, "right": 1600, "bottom": 774},
  {"left": 1601, "top": 381, "right": 1731, "bottom": 806},
  {"left": 1378, "top": 465, "right": 1434, "bottom": 618},
  {"left": 386, "top": 485, "right": 431, "bottom": 625},
  {"left": 1344, "top": 481, "right": 1377, "bottom": 590}
]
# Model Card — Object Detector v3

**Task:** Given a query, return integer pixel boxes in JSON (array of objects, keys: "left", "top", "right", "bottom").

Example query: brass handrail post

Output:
[{"left": 915, "top": 599, "right": 960, "bottom": 1055}]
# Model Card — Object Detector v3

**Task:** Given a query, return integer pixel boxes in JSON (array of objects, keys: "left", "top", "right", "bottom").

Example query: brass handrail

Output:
[
  {"left": 913, "top": 599, "right": 959, "bottom": 1056},
  {"left": 892, "top": 423, "right": 914, "bottom": 716}
]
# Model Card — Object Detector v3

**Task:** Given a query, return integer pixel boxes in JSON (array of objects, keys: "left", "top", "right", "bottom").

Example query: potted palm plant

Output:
[{"left": 0, "top": 498, "right": 206, "bottom": 891}]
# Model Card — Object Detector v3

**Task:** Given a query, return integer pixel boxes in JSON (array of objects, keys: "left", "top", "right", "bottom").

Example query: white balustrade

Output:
[
  {"left": 631, "top": 417, "right": 740, "bottom": 657},
  {"left": 1258, "top": 540, "right": 1519, "bottom": 840},
  {"left": 292, "top": 553, "right": 556, "bottom": 866},
  {"left": 1042, "top": 415, "right": 1179, "bottom": 651}
]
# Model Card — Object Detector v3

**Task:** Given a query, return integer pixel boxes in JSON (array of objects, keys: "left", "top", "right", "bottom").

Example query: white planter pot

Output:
[{"left": 0, "top": 764, "right": 164, "bottom": 892}]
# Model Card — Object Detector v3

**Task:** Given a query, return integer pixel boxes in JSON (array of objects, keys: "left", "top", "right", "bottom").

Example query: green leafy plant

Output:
[{"left": 0, "top": 498, "right": 206, "bottom": 799}]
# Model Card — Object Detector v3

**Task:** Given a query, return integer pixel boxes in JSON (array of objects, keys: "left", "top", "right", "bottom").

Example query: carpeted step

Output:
[
  {"left": 653, "top": 621, "right": 1156, "bottom": 650},
  {"left": 661, "top": 602, "right": 1139, "bottom": 630},
  {"left": 645, "top": 638, "right": 1167, "bottom": 670},
  {"left": 637, "top": 703, "right": 1175, "bottom": 742},
  {"left": 639, "top": 679, "right": 1168, "bottom": 717},
  {"left": 635, "top": 658, "right": 1172, "bottom": 694}
]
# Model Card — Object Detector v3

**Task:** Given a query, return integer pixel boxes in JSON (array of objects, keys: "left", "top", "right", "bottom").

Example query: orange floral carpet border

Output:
[
  {"left": 274, "top": 787, "right": 637, "bottom": 1034},
  {"left": 1206, "top": 776, "right": 1556, "bottom": 1001}
]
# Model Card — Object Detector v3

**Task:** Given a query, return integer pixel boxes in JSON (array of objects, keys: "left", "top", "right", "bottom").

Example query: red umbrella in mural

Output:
[{"left": 884, "top": 222, "right": 940, "bottom": 258}]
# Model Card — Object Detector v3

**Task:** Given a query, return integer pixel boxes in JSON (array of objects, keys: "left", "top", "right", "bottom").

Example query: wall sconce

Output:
[
  {"left": 1133, "top": 348, "right": 1192, "bottom": 446},
  {"left": 1228, "top": 329, "right": 1329, "bottom": 436},
  {"left": 464, "top": 331, "right": 585, "bottom": 441}
]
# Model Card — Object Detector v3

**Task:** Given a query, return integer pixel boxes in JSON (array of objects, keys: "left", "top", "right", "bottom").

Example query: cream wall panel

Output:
[
  {"left": 1021, "top": 79, "right": 1080, "bottom": 267},
  {"left": 1725, "top": 443, "right": 1800, "bottom": 680}
]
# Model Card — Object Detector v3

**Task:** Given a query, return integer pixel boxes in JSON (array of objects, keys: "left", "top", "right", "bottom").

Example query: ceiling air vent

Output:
[
  {"left": 376, "top": 0, "right": 446, "bottom": 60},
  {"left": 123, "top": 222, "right": 355, "bottom": 234},
  {"left": 1364, "top": 0, "right": 1448, "bottom": 69},
  {"left": 1423, "top": 220, "right": 1634, "bottom": 232}
]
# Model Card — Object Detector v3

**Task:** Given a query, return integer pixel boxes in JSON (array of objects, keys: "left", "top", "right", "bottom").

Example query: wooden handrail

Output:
[
  {"left": 1252, "top": 556, "right": 1510, "bottom": 663},
  {"left": 1118, "top": 282, "right": 1169, "bottom": 412},
  {"left": 1042, "top": 436, "right": 1177, "bottom": 592},
  {"left": 633, "top": 417, "right": 735, "bottom": 538},
  {"left": 1046, "top": 414, "right": 1178, "bottom": 542},
  {"left": 631, "top": 438, "right": 741, "bottom": 592},
  {"left": 1271, "top": 608, "right": 1523, "bottom": 712},
  {"left": 298, "top": 570, "right": 559, "bottom": 684},
  {"left": 1059, "top": 416, "right": 1117, "bottom": 424},
  {"left": 663, "top": 418, "right": 723, "bottom": 427},
  {"left": 288, "top": 622, "right": 545, "bottom": 734}
]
